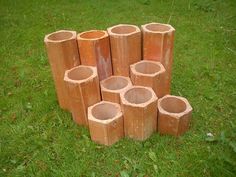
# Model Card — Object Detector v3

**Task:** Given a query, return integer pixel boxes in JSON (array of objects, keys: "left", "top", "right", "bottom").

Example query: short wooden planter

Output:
[
  {"left": 157, "top": 95, "right": 192, "bottom": 136},
  {"left": 130, "top": 60, "right": 167, "bottom": 98},
  {"left": 88, "top": 101, "right": 124, "bottom": 146},
  {"left": 100, "top": 76, "right": 132, "bottom": 104}
]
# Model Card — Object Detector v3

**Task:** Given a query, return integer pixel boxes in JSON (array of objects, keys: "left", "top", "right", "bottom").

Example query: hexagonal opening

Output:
[
  {"left": 111, "top": 25, "right": 136, "bottom": 34},
  {"left": 67, "top": 67, "right": 93, "bottom": 81},
  {"left": 135, "top": 62, "right": 161, "bottom": 74},
  {"left": 102, "top": 77, "right": 128, "bottom": 90},
  {"left": 47, "top": 31, "right": 73, "bottom": 41},
  {"left": 91, "top": 103, "right": 118, "bottom": 120},
  {"left": 124, "top": 87, "right": 152, "bottom": 104},
  {"left": 80, "top": 30, "right": 106, "bottom": 39},
  {"left": 146, "top": 24, "right": 171, "bottom": 32},
  {"left": 160, "top": 97, "right": 187, "bottom": 113}
]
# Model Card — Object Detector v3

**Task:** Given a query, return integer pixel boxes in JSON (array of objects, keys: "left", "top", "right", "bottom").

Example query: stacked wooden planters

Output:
[{"left": 44, "top": 23, "right": 193, "bottom": 146}]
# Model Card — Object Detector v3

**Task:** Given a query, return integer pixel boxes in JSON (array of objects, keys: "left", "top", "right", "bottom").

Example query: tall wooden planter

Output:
[
  {"left": 141, "top": 23, "right": 175, "bottom": 93},
  {"left": 44, "top": 30, "right": 80, "bottom": 110},
  {"left": 107, "top": 24, "right": 141, "bottom": 77},
  {"left": 77, "top": 30, "right": 112, "bottom": 80}
]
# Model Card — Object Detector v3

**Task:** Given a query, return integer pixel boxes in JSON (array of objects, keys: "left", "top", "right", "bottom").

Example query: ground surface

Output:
[{"left": 0, "top": 0, "right": 236, "bottom": 176}]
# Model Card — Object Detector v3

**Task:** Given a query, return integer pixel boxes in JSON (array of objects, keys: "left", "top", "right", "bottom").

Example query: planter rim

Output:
[
  {"left": 100, "top": 76, "right": 132, "bottom": 93},
  {"left": 120, "top": 86, "right": 157, "bottom": 108},
  {"left": 141, "top": 22, "right": 175, "bottom": 34},
  {"left": 107, "top": 24, "right": 140, "bottom": 36},
  {"left": 64, "top": 65, "right": 97, "bottom": 84},
  {"left": 44, "top": 30, "right": 76, "bottom": 43},
  {"left": 158, "top": 95, "right": 192, "bottom": 117},
  {"left": 77, "top": 30, "right": 108, "bottom": 41},
  {"left": 88, "top": 101, "right": 122, "bottom": 124},
  {"left": 130, "top": 60, "right": 165, "bottom": 77}
]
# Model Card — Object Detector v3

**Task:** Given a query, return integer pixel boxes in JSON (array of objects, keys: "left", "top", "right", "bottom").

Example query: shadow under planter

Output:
[
  {"left": 88, "top": 101, "right": 124, "bottom": 146},
  {"left": 120, "top": 86, "right": 158, "bottom": 141},
  {"left": 44, "top": 30, "right": 80, "bottom": 110},
  {"left": 100, "top": 76, "right": 132, "bottom": 104},
  {"left": 157, "top": 95, "right": 192, "bottom": 136},
  {"left": 64, "top": 65, "right": 101, "bottom": 126}
]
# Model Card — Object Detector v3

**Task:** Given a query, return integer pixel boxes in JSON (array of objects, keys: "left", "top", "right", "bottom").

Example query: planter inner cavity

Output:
[
  {"left": 111, "top": 25, "right": 136, "bottom": 34},
  {"left": 146, "top": 24, "right": 171, "bottom": 32},
  {"left": 47, "top": 31, "right": 73, "bottom": 41},
  {"left": 91, "top": 103, "right": 118, "bottom": 120},
  {"left": 124, "top": 87, "right": 152, "bottom": 104},
  {"left": 67, "top": 67, "right": 93, "bottom": 81},
  {"left": 160, "top": 97, "right": 187, "bottom": 113},
  {"left": 79, "top": 30, "right": 106, "bottom": 39},
  {"left": 102, "top": 77, "right": 128, "bottom": 90},
  {"left": 134, "top": 62, "right": 161, "bottom": 74}
]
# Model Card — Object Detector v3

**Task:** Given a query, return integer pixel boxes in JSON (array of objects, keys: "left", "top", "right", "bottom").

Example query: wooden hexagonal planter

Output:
[
  {"left": 44, "top": 30, "right": 80, "bottom": 110},
  {"left": 130, "top": 60, "right": 167, "bottom": 98},
  {"left": 100, "top": 76, "right": 132, "bottom": 104},
  {"left": 120, "top": 86, "right": 158, "bottom": 141},
  {"left": 77, "top": 30, "right": 112, "bottom": 80},
  {"left": 107, "top": 24, "right": 141, "bottom": 76},
  {"left": 88, "top": 101, "right": 124, "bottom": 146},
  {"left": 141, "top": 22, "right": 175, "bottom": 93},
  {"left": 157, "top": 95, "right": 192, "bottom": 136},
  {"left": 64, "top": 65, "right": 101, "bottom": 126}
]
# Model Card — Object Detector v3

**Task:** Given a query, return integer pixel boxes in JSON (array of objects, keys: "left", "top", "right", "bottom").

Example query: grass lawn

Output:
[{"left": 1, "top": 0, "right": 236, "bottom": 176}]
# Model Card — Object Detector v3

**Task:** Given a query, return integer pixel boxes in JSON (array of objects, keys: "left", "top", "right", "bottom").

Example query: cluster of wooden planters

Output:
[{"left": 44, "top": 23, "right": 193, "bottom": 146}]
